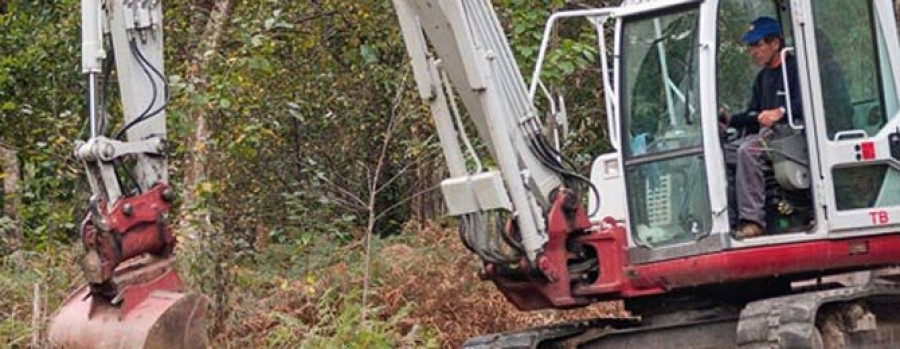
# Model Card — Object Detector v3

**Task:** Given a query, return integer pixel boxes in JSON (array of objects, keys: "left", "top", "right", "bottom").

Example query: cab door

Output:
[
  {"left": 792, "top": 0, "right": 900, "bottom": 234},
  {"left": 618, "top": 3, "right": 724, "bottom": 263}
]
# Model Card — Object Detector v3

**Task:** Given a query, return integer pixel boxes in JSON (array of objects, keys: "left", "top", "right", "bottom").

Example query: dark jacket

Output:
[{"left": 729, "top": 55, "right": 803, "bottom": 134}]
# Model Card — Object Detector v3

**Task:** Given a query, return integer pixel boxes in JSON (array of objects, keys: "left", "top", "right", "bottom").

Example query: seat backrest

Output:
[{"left": 767, "top": 132, "right": 810, "bottom": 190}]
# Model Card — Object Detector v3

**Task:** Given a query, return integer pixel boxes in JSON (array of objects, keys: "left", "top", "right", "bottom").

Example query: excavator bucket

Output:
[{"left": 48, "top": 258, "right": 208, "bottom": 348}]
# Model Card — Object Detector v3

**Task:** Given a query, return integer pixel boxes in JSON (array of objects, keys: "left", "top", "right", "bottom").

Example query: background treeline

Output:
[{"left": 0, "top": 0, "right": 615, "bottom": 346}]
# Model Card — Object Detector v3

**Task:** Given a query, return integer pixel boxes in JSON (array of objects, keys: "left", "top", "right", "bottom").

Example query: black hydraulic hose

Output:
[
  {"left": 124, "top": 40, "right": 157, "bottom": 133},
  {"left": 528, "top": 134, "right": 566, "bottom": 172},
  {"left": 522, "top": 128, "right": 567, "bottom": 174},
  {"left": 530, "top": 125, "right": 579, "bottom": 172},
  {"left": 477, "top": 213, "right": 520, "bottom": 264},
  {"left": 532, "top": 134, "right": 586, "bottom": 181},
  {"left": 132, "top": 37, "right": 169, "bottom": 120},
  {"left": 116, "top": 39, "right": 169, "bottom": 140},
  {"left": 523, "top": 133, "right": 598, "bottom": 214},
  {"left": 533, "top": 131, "right": 578, "bottom": 174},
  {"left": 529, "top": 132, "right": 602, "bottom": 216},
  {"left": 114, "top": 159, "right": 142, "bottom": 195},
  {"left": 460, "top": 214, "right": 515, "bottom": 264},
  {"left": 457, "top": 215, "right": 478, "bottom": 254},
  {"left": 527, "top": 135, "right": 577, "bottom": 190},
  {"left": 523, "top": 124, "right": 590, "bottom": 193},
  {"left": 521, "top": 119, "right": 579, "bottom": 178},
  {"left": 496, "top": 215, "right": 525, "bottom": 257},
  {"left": 117, "top": 40, "right": 169, "bottom": 135}
]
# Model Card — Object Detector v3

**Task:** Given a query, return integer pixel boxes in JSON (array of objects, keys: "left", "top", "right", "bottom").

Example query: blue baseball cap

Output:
[{"left": 742, "top": 17, "right": 782, "bottom": 45}]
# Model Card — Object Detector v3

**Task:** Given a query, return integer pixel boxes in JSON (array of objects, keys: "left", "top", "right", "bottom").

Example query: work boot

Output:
[{"left": 733, "top": 221, "right": 764, "bottom": 240}]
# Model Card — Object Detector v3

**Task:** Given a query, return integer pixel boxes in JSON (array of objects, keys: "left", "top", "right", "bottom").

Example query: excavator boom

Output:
[{"left": 47, "top": 0, "right": 207, "bottom": 347}]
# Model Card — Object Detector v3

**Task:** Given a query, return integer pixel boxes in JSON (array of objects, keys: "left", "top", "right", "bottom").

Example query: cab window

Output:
[
  {"left": 812, "top": 0, "right": 898, "bottom": 139},
  {"left": 621, "top": 7, "right": 711, "bottom": 247}
]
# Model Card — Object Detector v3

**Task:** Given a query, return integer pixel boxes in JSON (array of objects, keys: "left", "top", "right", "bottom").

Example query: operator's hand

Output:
[
  {"left": 717, "top": 107, "right": 730, "bottom": 132},
  {"left": 757, "top": 107, "right": 785, "bottom": 128}
]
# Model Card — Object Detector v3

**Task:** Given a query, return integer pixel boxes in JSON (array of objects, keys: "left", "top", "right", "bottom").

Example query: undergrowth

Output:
[
  {"left": 0, "top": 221, "right": 622, "bottom": 348},
  {"left": 0, "top": 243, "right": 80, "bottom": 347}
]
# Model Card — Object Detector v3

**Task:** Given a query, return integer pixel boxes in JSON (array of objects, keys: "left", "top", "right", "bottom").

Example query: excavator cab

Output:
[
  {"left": 394, "top": 0, "right": 900, "bottom": 298},
  {"left": 586, "top": 0, "right": 900, "bottom": 264}
]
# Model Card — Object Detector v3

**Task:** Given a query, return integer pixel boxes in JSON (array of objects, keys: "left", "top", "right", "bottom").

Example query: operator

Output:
[{"left": 720, "top": 17, "right": 803, "bottom": 239}]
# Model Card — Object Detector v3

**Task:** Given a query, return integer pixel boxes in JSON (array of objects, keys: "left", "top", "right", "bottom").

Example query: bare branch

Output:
[
  {"left": 30, "top": 282, "right": 41, "bottom": 347},
  {"left": 362, "top": 71, "right": 411, "bottom": 326},
  {"left": 374, "top": 147, "right": 442, "bottom": 195},
  {"left": 369, "top": 72, "right": 411, "bottom": 195},
  {"left": 317, "top": 174, "right": 366, "bottom": 208},
  {"left": 322, "top": 191, "right": 366, "bottom": 212},
  {"left": 373, "top": 185, "right": 441, "bottom": 223}
]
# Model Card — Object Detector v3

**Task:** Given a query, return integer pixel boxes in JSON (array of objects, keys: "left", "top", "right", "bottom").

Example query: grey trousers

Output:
[{"left": 724, "top": 134, "right": 768, "bottom": 228}]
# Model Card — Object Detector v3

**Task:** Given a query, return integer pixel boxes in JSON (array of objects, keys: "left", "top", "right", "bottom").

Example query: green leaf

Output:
[
  {"left": 360, "top": 44, "right": 379, "bottom": 64},
  {"left": 559, "top": 61, "right": 575, "bottom": 75},
  {"left": 251, "top": 34, "right": 264, "bottom": 47}
]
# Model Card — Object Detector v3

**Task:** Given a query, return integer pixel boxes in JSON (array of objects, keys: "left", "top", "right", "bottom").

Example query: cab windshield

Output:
[{"left": 620, "top": 6, "right": 711, "bottom": 247}]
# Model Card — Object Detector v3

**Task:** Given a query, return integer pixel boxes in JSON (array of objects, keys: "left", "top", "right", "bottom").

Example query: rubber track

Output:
[
  {"left": 463, "top": 317, "right": 642, "bottom": 348},
  {"left": 736, "top": 284, "right": 900, "bottom": 348}
]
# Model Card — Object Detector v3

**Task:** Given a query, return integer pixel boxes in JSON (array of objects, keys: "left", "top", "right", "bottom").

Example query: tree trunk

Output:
[
  {"left": 0, "top": 140, "right": 21, "bottom": 250},
  {"left": 177, "top": 0, "right": 235, "bottom": 338},
  {"left": 179, "top": 0, "right": 233, "bottom": 237},
  {"left": 414, "top": 157, "right": 444, "bottom": 221},
  {"left": 427, "top": 159, "right": 444, "bottom": 219},
  {"left": 410, "top": 124, "right": 424, "bottom": 221}
]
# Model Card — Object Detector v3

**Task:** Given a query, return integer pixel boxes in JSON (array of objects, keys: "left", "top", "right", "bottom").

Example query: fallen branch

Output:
[{"left": 31, "top": 282, "right": 42, "bottom": 348}]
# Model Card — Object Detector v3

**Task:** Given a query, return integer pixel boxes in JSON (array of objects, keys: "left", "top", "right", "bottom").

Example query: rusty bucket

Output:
[{"left": 48, "top": 258, "right": 208, "bottom": 348}]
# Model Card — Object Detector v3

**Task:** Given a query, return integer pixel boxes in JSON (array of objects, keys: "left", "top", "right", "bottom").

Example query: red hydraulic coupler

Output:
[{"left": 80, "top": 184, "right": 176, "bottom": 296}]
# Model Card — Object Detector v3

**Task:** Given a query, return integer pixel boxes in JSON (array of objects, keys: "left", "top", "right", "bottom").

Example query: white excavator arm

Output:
[
  {"left": 393, "top": 0, "right": 572, "bottom": 263},
  {"left": 78, "top": 0, "right": 168, "bottom": 206}
]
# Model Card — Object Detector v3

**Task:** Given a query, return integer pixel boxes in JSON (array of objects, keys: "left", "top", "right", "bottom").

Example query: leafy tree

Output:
[{"left": 0, "top": 0, "right": 83, "bottom": 245}]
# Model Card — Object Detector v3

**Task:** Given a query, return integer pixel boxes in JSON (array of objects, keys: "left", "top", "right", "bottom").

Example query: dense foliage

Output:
[{"left": 1, "top": 0, "right": 83, "bottom": 246}]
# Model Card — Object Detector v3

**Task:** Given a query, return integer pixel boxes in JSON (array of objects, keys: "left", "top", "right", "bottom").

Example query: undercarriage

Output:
[{"left": 466, "top": 271, "right": 900, "bottom": 348}]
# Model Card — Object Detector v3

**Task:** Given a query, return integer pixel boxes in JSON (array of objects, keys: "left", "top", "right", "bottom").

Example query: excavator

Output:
[
  {"left": 47, "top": 0, "right": 207, "bottom": 347},
  {"left": 44, "top": 0, "right": 900, "bottom": 348},
  {"left": 394, "top": 0, "right": 900, "bottom": 347}
]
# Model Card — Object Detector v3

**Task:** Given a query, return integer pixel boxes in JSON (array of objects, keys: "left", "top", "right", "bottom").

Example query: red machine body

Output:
[{"left": 487, "top": 197, "right": 900, "bottom": 310}]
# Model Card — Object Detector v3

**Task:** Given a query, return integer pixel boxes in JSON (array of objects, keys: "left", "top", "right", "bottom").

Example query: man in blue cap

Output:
[{"left": 720, "top": 16, "right": 803, "bottom": 239}]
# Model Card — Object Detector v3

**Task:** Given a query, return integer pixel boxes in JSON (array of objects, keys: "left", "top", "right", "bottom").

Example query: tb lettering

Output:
[{"left": 869, "top": 211, "right": 890, "bottom": 225}]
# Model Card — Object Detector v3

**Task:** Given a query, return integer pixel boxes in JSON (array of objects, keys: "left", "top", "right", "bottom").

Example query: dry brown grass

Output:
[
  {"left": 228, "top": 222, "right": 625, "bottom": 347},
  {"left": 373, "top": 222, "right": 625, "bottom": 347}
]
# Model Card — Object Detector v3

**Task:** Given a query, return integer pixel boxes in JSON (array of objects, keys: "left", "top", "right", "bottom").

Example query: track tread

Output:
[
  {"left": 462, "top": 317, "right": 640, "bottom": 348},
  {"left": 736, "top": 284, "right": 900, "bottom": 348}
]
